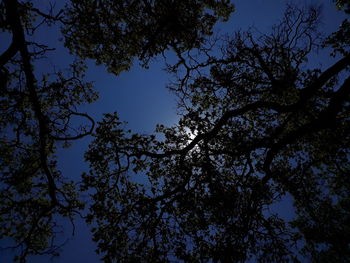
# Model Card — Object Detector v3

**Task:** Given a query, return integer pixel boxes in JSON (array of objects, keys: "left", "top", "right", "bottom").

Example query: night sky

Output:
[{"left": 1, "top": 0, "right": 347, "bottom": 262}]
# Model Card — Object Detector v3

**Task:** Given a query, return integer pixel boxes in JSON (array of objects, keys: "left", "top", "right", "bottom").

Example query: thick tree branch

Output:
[
  {"left": 262, "top": 76, "right": 350, "bottom": 183},
  {"left": 4, "top": 0, "right": 58, "bottom": 205},
  {"left": 300, "top": 53, "right": 350, "bottom": 101}
]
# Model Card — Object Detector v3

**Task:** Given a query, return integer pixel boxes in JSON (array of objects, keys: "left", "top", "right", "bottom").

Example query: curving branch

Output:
[
  {"left": 50, "top": 111, "right": 95, "bottom": 141},
  {"left": 0, "top": 38, "right": 19, "bottom": 67}
]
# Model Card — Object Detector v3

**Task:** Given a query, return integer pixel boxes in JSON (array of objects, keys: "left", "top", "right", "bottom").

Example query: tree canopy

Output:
[
  {"left": 1, "top": 0, "right": 350, "bottom": 262},
  {"left": 0, "top": 0, "right": 233, "bottom": 261},
  {"left": 83, "top": 5, "right": 350, "bottom": 262},
  {"left": 63, "top": 0, "right": 234, "bottom": 74}
]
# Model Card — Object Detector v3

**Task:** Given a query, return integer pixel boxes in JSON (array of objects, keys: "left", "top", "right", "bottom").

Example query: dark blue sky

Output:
[{"left": 1, "top": 0, "right": 347, "bottom": 262}]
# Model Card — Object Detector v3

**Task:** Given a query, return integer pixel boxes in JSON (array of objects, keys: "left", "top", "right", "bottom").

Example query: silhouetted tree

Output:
[
  {"left": 63, "top": 0, "right": 234, "bottom": 74},
  {"left": 84, "top": 5, "right": 350, "bottom": 262},
  {"left": 0, "top": 0, "right": 233, "bottom": 261}
]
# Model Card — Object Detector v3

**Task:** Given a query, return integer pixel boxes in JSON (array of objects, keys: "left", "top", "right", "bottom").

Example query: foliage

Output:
[
  {"left": 0, "top": 0, "right": 233, "bottom": 261},
  {"left": 1, "top": 0, "right": 350, "bottom": 262},
  {"left": 62, "top": 0, "right": 234, "bottom": 74},
  {"left": 83, "top": 5, "right": 350, "bottom": 263},
  {"left": 0, "top": 0, "right": 97, "bottom": 261}
]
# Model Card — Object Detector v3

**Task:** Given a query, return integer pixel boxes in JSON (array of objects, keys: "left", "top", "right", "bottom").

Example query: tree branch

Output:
[{"left": 4, "top": 0, "right": 58, "bottom": 206}]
